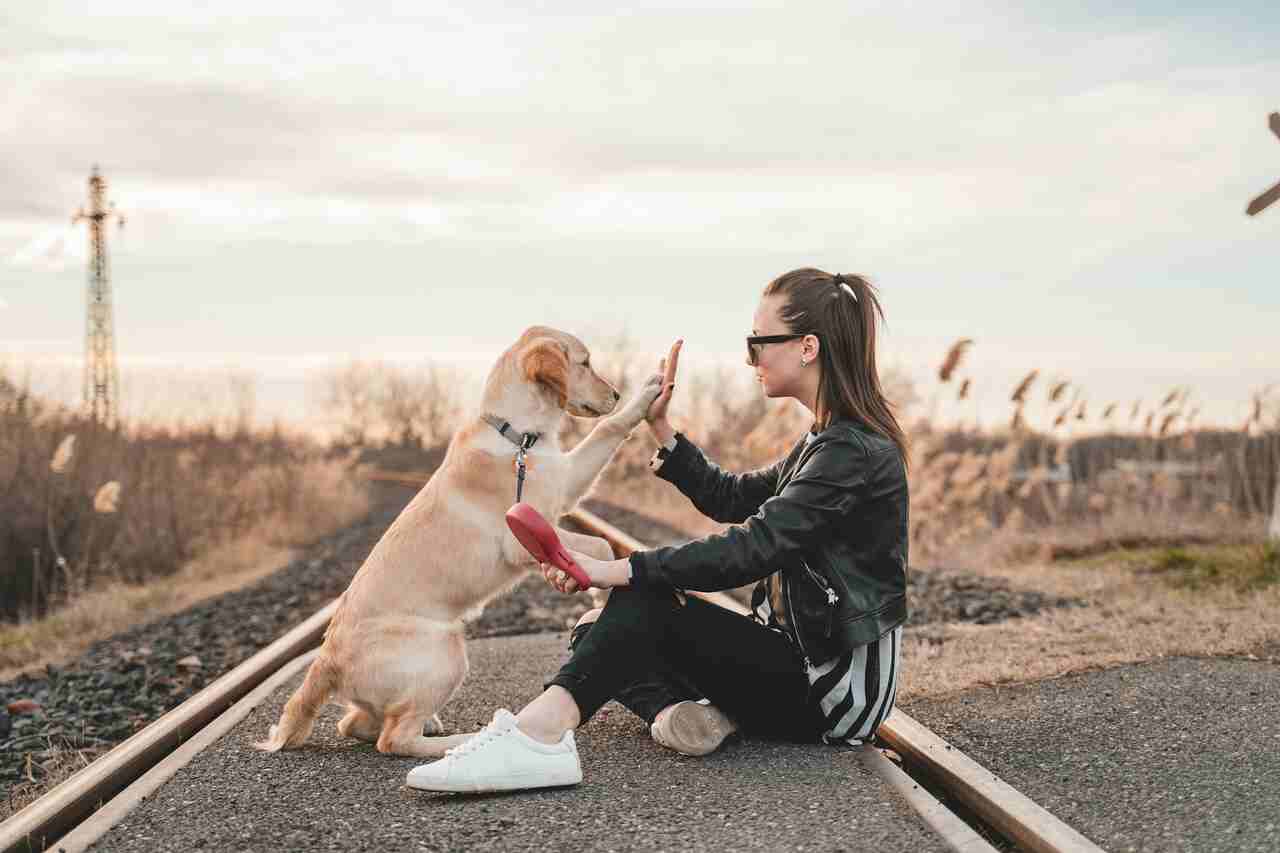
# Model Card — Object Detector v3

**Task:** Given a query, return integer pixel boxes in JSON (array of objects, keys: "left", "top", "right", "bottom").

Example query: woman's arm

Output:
[
  {"left": 629, "top": 437, "right": 865, "bottom": 591},
  {"left": 642, "top": 339, "right": 790, "bottom": 523},
  {"left": 654, "top": 432, "right": 793, "bottom": 524}
]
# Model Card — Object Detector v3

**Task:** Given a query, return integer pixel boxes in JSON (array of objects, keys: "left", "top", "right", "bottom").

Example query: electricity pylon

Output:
[{"left": 71, "top": 165, "right": 125, "bottom": 426}]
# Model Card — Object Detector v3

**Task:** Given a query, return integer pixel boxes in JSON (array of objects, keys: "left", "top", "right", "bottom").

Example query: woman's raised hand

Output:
[{"left": 646, "top": 339, "right": 682, "bottom": 425}]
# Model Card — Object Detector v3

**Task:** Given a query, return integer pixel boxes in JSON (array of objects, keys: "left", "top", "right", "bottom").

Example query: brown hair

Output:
[{"left": 764, "top": 267, "right": 910, "bottom": 469}]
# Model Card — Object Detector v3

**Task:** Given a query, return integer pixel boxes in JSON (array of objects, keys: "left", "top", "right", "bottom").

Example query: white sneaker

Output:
[
  {"left": 405, "top": 708, "right": 582, "bottom": 793},
  {"left": 650, "top": 699, "right": 738, "bottom": 757}
]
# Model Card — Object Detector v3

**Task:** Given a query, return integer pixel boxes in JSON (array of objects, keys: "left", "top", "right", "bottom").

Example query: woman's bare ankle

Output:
[{"left": 515, "top": 686, "right": 582, "bottom": 744}]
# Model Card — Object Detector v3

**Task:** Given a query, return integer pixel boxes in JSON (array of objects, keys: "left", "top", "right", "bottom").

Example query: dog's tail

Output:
[{"left": 253, "top": 655, "right": 339, "bottom": 752}]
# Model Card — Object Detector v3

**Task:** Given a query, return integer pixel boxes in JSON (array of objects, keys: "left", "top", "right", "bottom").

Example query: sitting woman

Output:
[{"left": 407, "top": 267, "right": 911, "bottom": 793}]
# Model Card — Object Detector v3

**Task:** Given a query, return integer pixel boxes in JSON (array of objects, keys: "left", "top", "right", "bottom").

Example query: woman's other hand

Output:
[
  {"left": 538, "top": 551, "right": 631, "bottom": 594},
  {"left": 646, "top": 339, "right": 682, "bottom": 435}
]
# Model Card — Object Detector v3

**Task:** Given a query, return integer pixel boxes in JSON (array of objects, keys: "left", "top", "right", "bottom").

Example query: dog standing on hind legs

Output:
[{"left": 255, "top": 326, "right": 666, "bottom": 759}]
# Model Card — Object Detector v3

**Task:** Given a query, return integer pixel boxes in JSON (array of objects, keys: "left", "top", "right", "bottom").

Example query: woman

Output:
[{"left": 406, "top": 267, "right": 910, "bottom": 793}]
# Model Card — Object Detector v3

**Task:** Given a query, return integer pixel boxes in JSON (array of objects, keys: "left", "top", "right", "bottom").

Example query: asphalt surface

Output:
[
  {"left": 903, "top": 655, "right": 1280, "bottom": 853},
  {"left": 86, "top": 633, "right": 947, "bottom": 853}
]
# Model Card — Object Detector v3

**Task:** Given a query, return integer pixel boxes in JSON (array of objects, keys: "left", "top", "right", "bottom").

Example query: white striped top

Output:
[{"left": 752, "top": 592, "right": 902, "bottom": 745}]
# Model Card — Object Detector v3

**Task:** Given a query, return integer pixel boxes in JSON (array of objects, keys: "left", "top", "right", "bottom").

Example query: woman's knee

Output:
[
  {"left": 574, "top": 607, "right": 603, "bottom": 630},
  {"left": 568, "top": 608, "right": 602, "bottom": 650},
  {"left": 567, "top": 586, "right": 680, "bottom": 650}
]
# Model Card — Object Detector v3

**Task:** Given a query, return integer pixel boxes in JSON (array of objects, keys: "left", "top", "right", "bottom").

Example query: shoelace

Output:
[{"left": 444, "top": 722, "right": 509, "bottom": 758}]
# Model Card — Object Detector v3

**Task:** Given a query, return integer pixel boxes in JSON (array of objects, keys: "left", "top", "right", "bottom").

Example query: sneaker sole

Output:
[
  {"left": 406, "top": 768, "right": 583, "bottom": 794},
  {"left": 655, "top": 703, "right": 737, "bottom": 757}
]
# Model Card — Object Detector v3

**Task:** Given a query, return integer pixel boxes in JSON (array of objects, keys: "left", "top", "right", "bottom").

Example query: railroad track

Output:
[{"left": 0, "top": 498, "right": 1105, "bottom": 853}]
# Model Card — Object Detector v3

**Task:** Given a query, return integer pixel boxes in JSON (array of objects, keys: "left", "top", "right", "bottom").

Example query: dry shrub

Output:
[
  {"left": 314, "top": 360, "right": 462, "bottom": 449},
  {"left": 906, "top": 371, "right": 1280, "bottom": 565},
  {"left": 0, "top": 368, "right": 370, "bottom": 626}
]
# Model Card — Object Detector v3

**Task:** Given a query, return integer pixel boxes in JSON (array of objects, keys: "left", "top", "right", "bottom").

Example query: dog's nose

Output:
[{"left": 612, "top": 390, "right": 620, "bottom": 401}]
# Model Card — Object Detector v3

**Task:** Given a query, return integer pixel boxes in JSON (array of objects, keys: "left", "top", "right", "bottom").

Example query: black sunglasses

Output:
[{"left": 746, "top": 334, "right": 811, "bottom": 366}]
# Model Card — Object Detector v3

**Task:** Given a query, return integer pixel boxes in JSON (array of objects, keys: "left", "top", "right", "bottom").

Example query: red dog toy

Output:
[{"left": 505, "top": 503, "right": 593, "bottom": 591}]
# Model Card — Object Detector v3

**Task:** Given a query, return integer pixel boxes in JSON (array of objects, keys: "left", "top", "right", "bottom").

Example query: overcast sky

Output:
[{"left": 2, "top": 1, "right": 1277, "bottom": 428}]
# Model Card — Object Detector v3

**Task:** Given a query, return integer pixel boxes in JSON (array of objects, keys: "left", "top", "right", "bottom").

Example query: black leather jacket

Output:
[{"left": 627, "top": 417, "right": 909, "bottom": 665}]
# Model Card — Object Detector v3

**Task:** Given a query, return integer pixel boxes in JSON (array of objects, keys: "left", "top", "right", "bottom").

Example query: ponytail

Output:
[{"left": 763, "top": 268, "right": 909, "bottom": 470}]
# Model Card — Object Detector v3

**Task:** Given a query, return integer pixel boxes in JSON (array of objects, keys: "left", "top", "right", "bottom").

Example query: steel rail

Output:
[{"left": 876, "top": 712, "right": 1105, "bottom": 853}]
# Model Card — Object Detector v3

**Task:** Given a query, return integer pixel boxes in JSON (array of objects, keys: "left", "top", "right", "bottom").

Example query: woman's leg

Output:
[
  {"left": 565, "top": 610, "right": 702, "bottom": 725},
  {"left": 405, "top": 585, "right": 822, "bottom": 793},
  {"left": 513, "top": 599, "right": 700, "bottom": 746},
  {"left": 543, "top": 584, "right": 825, "bottom": 741}
]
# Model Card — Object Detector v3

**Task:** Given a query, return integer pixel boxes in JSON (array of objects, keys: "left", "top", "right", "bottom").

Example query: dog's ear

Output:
[{"left": 519, "top": 337, "right": 569, "bottom": 408}]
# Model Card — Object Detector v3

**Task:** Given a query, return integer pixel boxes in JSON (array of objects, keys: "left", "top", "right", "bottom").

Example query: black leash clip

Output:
[{"left": 515, "top": 433, "right": 537, "bottom": 502}]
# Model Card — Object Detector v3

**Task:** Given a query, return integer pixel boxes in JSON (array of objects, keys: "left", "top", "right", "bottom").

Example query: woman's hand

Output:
[
  {"left": 539, "top": 550, "right": 631, "bottom": 594},
  {"left": 646, "top": 339, "right": 682, "bottom": 432}
]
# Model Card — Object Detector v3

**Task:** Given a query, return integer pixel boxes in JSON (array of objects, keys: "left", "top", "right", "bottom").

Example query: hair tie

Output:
[{"left": 831, "top": 273, "right": 858, "bottom": 303}]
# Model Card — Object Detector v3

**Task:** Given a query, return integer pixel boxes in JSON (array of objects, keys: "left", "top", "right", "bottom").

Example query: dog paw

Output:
[{"left": 613, "top": 374, "right": 664, "bottom": 428}]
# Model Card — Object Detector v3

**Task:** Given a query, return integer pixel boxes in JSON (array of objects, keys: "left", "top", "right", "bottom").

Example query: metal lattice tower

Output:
[{"left": 72, "top": 165, "right": 126, "bottom": 426}]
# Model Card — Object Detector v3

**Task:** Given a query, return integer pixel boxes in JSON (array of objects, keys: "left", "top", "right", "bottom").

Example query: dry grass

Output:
[
  {"left": 1, "top": 366, "right": 373, "bottom": 673},
  {"left": 0, "top": 462, "right": 370, "bottom": 677},
  {"left": 898, "top": 545, "right": 1280, "bottom": 701},
  {"left": 4, "top": 743, "right": 97, "bottom": 818}
]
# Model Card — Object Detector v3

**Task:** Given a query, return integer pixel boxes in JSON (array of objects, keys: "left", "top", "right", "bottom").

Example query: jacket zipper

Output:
[
  {"left": 801, "top": 559, "right": 840, "bottom": 638},
  {"left": 782, "top": 574, "right": 811, "bottom": 672}
]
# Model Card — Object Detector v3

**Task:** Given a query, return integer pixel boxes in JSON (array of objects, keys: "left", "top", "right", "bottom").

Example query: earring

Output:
[{"left": 799, "top": 358, "right": 808, "bottom": 367}]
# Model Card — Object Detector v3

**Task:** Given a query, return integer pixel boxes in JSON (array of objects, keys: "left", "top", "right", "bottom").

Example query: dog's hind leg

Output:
[
  {"left": 371, "top": 628, "right": 469, "bottom": 756},
  {"left": 337, "top": 707, "right": 380, "bottom": 743},
  {"left": 377, "top": 711, "right": 475, "bottom": 758}
]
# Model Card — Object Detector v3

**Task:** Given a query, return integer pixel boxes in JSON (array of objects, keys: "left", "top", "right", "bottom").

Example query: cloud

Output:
[
  {"left": 1, "top": 1, "right": 1276, "bottom": 418},
  {"left": 7, "top": 226, "right": 83, "bottom": 271},
  {"left": 3, "top": 5, "right": 1272, "bottom": 273}
]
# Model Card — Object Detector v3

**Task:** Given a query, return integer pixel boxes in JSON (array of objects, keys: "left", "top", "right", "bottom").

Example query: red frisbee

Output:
[{"left": 505, "top": 502, "right": 593, "bottom": 591}]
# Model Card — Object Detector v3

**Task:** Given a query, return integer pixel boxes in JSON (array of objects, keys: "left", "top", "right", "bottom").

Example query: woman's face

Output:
[{"left": 749, "top": 294, "right": 815, "bottom": 399}]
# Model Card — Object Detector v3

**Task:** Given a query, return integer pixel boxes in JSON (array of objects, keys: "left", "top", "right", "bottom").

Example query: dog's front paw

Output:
[{"left": 612, "top": 374, "right": 663, "bottom": 429}]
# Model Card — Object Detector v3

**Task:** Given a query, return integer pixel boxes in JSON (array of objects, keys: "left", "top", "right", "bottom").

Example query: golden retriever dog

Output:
[{"left": 255, "top": 326, "right": 662, "bottom": 758}]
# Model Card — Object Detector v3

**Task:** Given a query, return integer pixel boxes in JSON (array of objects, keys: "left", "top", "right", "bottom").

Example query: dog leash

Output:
[{"left": 481, "top": 414, "right": 541, "bottom": 502}]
